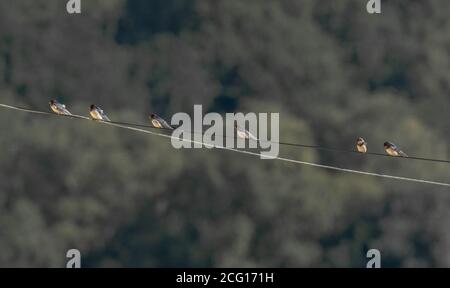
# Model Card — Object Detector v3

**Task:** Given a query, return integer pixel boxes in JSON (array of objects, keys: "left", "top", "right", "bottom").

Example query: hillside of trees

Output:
[{"left": 0, "top": 0, "right": 449, "bottom": 267}]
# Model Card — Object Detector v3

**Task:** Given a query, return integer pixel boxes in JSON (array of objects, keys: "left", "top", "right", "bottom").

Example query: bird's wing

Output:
[
  {"left": 154, "top": 115, "right": 172, "bottom": 129},
  {"left": 56, "top": 103, "right": 71, "bottom": 115},
  {"left": 235, "top": 126, "right": 244, "bottom": 134},
  {"left": 238, "top": 126, "right": 258, "bottom": 141},
  {"left": 102, "top": 113, "right": 110, "bottom": 121},
  {"left": 235, "top": 125, "right": 244, "bottom": 132},
  {"left": 390, "top": 143, "right": 398, "bottom": 150},
  {"left": 96, "top": 108, "right": 109, "bottom": 121},
  {"left": 163, "top": 120, "right": 173, "bottom": 129},
  {"left": 247, "top": 130, "right": 258, "bottom": 141},
  {"left": 399, "top": 150, "right": 408, "bottom": 157}
]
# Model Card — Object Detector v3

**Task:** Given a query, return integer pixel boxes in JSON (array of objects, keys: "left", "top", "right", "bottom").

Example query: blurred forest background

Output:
[{"left": 0, "top": 0, "right": 449, "bottom": 267}]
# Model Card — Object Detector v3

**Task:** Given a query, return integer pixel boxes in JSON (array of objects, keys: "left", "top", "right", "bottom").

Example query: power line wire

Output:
[
  {"left": 0, "top": 103, "right": 449, "bottom": 187},
  {"left": 2, "top": 103, "right": 449, "bottom": 164},
  {"left": 100, "top": 120, "right": 450, "bottom": 188}
]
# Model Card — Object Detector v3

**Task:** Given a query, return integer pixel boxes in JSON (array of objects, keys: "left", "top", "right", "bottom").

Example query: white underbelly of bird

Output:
[
  {"left": 90, "top": 110, "right": 102, "bottom": 120},
  {"left": 386, "top": 147, "right": 399, "bottom": 156},
  {"left": 236, "top": 130, "right": 249, "bottom": 139},
  {"left": 51, "top": 105, "right": 61, "bottom": 114},
  {"left": 357, "top": 145, "right": 367, "bottom": 153},
  {"left": 152, "top": 119, "right": 163, "bottom": 128}
]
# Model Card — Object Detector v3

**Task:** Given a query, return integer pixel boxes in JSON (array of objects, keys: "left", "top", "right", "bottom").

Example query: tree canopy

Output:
[{"left": 0, "top": 0, "right": 449, "bottom": 267}]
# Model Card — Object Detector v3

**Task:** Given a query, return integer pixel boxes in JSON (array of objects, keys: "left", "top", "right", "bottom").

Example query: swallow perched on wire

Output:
[
  {"left": 149, "top": 114, "right": 173, "bottom": 130},
  {"left": 49, "top": 99, "right": 72, "bottom": 116},
  {"left": 235, "top": 123, "right": 258, "bottom": 141},
  {"left": 384, "top": 141, "right": 408, "bottom": 157},
  {"left": 356, "top": 137, "right": 368, "bottom": 153},
  {"left": 90, "top": 104, "right": 110, "bottom": 121}
]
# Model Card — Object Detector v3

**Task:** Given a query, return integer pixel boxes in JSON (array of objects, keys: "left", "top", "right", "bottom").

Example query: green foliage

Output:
[{"left": 0, "top": 0, "right": 449, "bottom": 267}]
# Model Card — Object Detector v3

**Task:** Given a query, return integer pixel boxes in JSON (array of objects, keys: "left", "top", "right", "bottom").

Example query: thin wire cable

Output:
[
  {"left": 2, "top": 103, "right": 450, "bottom": 164},
  {"left": 0, "top": 103, "right": 91, "bottom": 120},
  {"left": 0, "top": 103, "right": 449, "bottom": 187},
  {"left": 102, "top": 116, "right": 450, "bottom": 164},
  {"left": 100, "top": 122, "right": 450, "bottom": 188}
]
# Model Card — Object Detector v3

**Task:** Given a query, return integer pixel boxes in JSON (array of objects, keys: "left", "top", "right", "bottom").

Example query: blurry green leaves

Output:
[
  {"left": 1, "top": 0, "right": 450, "bottom": 268},
  {"left": 115, "top": 0, "right": 200, "bottom": 44},
  {"left": 145, "top": 36, "right": 220, "bottom": 115},
  {"left": 0, "top": 107, "right": 184, "bottom": 265},
  {"left": 0, "top": 199, "right": 63, "bottom": 267},
  {"left": 0, "top": 35, "right": 12, "bottom": 84}
]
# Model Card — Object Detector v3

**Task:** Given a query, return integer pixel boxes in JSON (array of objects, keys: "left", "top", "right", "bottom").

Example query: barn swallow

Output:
[
  {"left": 49, "top": 99, "right": 72, "bottom": 116},
  {"left": 235, "top": 123, "right": 258, "bottom": 141},
  {"left": 90, "top": 104, "right": 110, "bottom": 121},
  {"left": 149, "top": 114, "right": 173, "bottom": 130},
  {"left": 384, "top": 141, "right": 408, "bottom": 157},
  {"left": 356, "top": 137, "right": 368, "bottom": 153}
]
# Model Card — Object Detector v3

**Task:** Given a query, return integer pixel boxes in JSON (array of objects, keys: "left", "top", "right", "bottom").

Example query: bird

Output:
[
  {"left": 89, "top": 104, "right": 110, "bottom": 121},
  {"left": 149, "top": 114, "right": 173, "bottom": 130},
  {"left": 384, "top": 141, "right": 408, "bottom": 157},
  {"left": 356, "top": 137, "right": 368, "bottom": 153},
  {"left": 49, "top": 99, "right": 72, "bottom": 116},
  {"left": 235, "top": 123, "right": 258, "bottom": 141}
]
